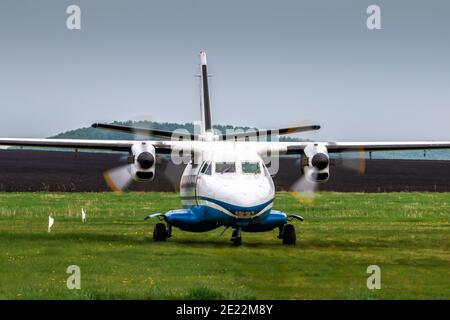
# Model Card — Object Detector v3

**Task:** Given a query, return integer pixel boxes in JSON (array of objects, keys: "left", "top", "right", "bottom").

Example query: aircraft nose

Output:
[{"left": 220, "top": 178, "right": 274, "bottom": 208}]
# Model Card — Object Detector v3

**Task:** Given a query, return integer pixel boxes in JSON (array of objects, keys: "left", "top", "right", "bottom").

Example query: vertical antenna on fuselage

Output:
[{"left": 199, "top": 50, "right": 212, "bottom": 133}]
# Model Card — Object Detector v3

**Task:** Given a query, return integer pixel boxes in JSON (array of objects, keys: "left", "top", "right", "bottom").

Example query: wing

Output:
[
  {"left": 325, "top": 141, "right": 450, "bottom": 152},
  {"left": 2, "top": 138, "right": 449, "bottom": 155},
  {"left": 279, "top": 141, "right": 450, "bottom": 154},
  {"left": 0, "top": 138, "right": 173, "bottom": 153}
]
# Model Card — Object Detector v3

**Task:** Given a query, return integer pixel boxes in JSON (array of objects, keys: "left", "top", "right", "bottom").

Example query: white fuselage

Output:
[{"left": 179, "top": 142, "right": 275, "bottom": 222}]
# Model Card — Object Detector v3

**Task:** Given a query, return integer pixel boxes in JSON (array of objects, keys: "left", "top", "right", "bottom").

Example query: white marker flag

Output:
[
  {"left": 81, "top": 208, "right": 86, "bottom": 223},
  {"left": 48, "top": 216, "right": 54, "bottom": 232}
]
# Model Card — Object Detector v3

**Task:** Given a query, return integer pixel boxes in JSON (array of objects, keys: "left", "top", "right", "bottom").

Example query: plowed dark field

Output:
[{"left": 0, "top": 149, "right": 449, "bottom": 192}]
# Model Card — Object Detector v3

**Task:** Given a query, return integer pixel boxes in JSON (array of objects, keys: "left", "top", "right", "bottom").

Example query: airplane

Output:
[{"left": 1, "top": 50, "right": 450, "bottom": 246}]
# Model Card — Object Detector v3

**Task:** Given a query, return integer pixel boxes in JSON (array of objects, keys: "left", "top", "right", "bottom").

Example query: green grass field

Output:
[{"left": 0, "top": 192, "right": 449, "bottom": 300}]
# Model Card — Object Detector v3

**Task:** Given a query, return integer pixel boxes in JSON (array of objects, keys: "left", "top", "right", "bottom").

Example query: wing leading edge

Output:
[
  {"left": 283, "top": 141, "right": 450, "bottom": 154},
  {"left": 1, "top": 138, "right": 449, "bottom": 155},
  {"left": 325, "top": 141, "right": 450, "bottom": 152},
  {"left": 0, "top": 138, "right": 173, "bottom": 153}
]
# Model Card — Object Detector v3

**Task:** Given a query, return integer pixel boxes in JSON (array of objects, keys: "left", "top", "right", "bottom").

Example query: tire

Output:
[
  {"left": 153, "top": 223, "right": 167, "bottom": 241},
  {"left": 231, "top": 230, "right": 242, "bottom": 246},
  {"left": 282, "top": 224, "right": 296, "bottom": 245}
]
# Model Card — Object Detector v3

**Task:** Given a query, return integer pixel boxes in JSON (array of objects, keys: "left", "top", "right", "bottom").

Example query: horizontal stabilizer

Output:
[
  {"left": 92, "top": 123, "right": 198, "bottom": 140},
  {"left": 219, "top": 124, "right": 320, "bottom": 141}
]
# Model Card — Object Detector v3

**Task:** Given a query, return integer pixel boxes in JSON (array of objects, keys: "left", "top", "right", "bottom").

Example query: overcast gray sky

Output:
[{"left": 0, "top": 0, "right": 449, "bottom": 140}]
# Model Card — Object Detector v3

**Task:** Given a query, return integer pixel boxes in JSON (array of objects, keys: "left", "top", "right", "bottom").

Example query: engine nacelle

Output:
[
  {"left": 130, "top": 142, "right": 156, "bottom": 181},
  {"left": 301, "top": 144, "right": 330, "bottom": 183}
]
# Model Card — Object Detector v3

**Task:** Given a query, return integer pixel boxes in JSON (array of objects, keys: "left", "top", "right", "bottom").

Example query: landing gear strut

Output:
[
  {"left": 153, "top": 222, "right": 171, "bottom": 241},
  {"left": 231, "top": 228, "right": 242, "bottom": 246},
  {"left": 280, "top": 224, "right": 296, "bottom": 245}
]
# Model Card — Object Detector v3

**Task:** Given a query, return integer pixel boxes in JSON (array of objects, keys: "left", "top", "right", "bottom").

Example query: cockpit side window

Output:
[
  {"left": 263, "top": 163, "right": 271, "bottom": 177},
  {"left": 215, "top": 162, "right": 236, "bottom": 174},
  {"left": 241, "top": 161, "right": 261, "bottom": 174},
  {"left": 201, "top": 161, "right": 212, "bottom": 175},
  {"left": 205, "top": 163, "right": 212, "bottom": 175}
]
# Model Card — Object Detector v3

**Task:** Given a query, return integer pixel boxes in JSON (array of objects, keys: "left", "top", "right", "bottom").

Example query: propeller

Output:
[
  {"left": 96, "top": 115, "right": 186, "bottom": 192},
  {"left": 288, "top": 168, "right": 319, "bottom": 205},
  {"left": 103, "top": 164, "right": 134, "bottom": 192},
  {"left": 102, "top": 152, "right": 183, "bottom": 193},
  {"left": 159, "top": 156, "right": 182, "bottom": 192},
  {"left": 129, "top": 117, "right": 185, "bottom": 192},
  {"left": 333, "top": 148, "right": 366, "bottom": 175}
]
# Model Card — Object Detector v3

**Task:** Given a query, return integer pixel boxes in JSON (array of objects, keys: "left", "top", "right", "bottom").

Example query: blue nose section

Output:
[
  {"left": 241, "top": 210, "right": 288, "bottom": 232},
  {"left": 165, "top": 196, "right": 275, "bottom": 232},
  {"left": 165, "top": 207, "right": 220, "bottom": 232}
]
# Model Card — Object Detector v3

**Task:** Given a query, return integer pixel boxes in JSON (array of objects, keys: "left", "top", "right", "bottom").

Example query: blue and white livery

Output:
[{"left": 1, "top": 50, "right": 450, "bottom": 245}]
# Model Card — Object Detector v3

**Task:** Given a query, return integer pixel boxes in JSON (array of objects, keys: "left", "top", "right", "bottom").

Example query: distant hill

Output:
[{"left": 48, "top": 121, "right": 450, "bottom": 160}]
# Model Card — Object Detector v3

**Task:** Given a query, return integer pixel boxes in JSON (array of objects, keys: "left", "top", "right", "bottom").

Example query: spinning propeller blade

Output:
[
  {"left": 288, "top": 169, "right": 319, "bottom": 204},
  {"left": 160, "top": 157, "right": 182, "bottom": 192},
  {"left": 96, "top": 116, "right": 186, "bottom": 192},
  {"left": 335, "top": 148, "right": 366, "bottom": 175},
  {"left": 104, "top": 164, "right": 134, "bottom": 192}
]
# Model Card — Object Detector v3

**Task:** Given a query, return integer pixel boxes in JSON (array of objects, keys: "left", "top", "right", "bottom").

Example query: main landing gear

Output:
[
  {"left": 278, "top": 224, "right": 296, "bottom": 245},
  {"left": 230, "top": 228, "right": 242, "bottom": 246},
  {"left": 153, "top": 222, "right": 172, "bottom": 241}
]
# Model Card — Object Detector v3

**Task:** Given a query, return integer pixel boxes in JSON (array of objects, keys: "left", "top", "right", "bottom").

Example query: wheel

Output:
[
  {"left": 231, "top": 229, "right": 242, "bottom": 246},
  {"left": 153, "top": 223, "right": 168, "bottom": 241},
  {"left": 282, "top": 224, "right": 296, "bottom": 245}
]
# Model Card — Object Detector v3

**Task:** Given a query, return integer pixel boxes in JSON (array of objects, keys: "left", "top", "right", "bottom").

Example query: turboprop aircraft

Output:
[{"left": 1, "top": 50, "right": 450, "bottom": 246}]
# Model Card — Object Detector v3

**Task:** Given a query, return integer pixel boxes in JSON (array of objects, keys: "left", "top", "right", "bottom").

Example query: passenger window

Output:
[
  {"left": 215, "top": 162, "right": 236, "bottom": 174},
  {"left": 242, "top": 161, "right": 261, "bottom": 174}
]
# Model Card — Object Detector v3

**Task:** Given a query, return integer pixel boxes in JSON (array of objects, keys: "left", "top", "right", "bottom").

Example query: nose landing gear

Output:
[
  {"left": 153, "top": 222, "right": 172, "bottom": 241},
  {"left": 279, "top": 224, "right": 296, "bottom": 245},
  {"left": 230, "top": 228, "right": 242, "bottom": 246}
]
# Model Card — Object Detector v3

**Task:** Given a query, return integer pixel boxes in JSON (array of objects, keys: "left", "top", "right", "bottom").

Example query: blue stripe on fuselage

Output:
[{"left": 181, "top": 195, "right": 274, "bottom": 214}]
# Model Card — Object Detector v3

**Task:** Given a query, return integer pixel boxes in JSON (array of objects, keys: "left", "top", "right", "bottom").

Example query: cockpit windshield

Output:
[
  {"left": 215, "top": 162, "right": 236, "bottom": 174},
  {"left": 241, "top": 161, "right": 261, "bottom": 174}
]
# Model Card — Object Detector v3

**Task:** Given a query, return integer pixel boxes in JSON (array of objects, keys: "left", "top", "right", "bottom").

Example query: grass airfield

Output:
[{"left": 0, "top": 192, "right": 449, "bottom": 300}]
